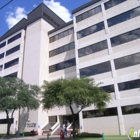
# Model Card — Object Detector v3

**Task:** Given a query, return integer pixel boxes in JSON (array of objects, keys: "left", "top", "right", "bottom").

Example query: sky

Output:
[{"left": 0, "top": 0, "right": 91, "bottom": 38}]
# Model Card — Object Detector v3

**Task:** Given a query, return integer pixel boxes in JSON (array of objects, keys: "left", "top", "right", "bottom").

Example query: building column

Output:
[
  {"left": 79, "top": 111, "right": 84, "bottom": 133},
  {"left": 117, "top": 105, "right": 125, "bottom": 135}
]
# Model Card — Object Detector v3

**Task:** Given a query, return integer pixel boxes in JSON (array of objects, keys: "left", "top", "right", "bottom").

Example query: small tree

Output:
[
  {"left": 41, "top": 77, "right": 111, "bottom": 137},
  {"left": 0, "top": 77, "right": 40, "bottom": 135}
]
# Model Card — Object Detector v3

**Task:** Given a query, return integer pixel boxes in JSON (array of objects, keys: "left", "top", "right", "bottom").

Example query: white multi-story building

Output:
[{"left": 0, "top": 0, "right": 140, "bottom": 135}]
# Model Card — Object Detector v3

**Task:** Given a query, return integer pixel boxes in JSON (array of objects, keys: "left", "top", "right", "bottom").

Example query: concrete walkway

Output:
[
  {"left": 16, "top": 135, "right": 60, "bottom": 140},
  {"left": 1, "top": 135, "right": 61, "bottom": 140}
]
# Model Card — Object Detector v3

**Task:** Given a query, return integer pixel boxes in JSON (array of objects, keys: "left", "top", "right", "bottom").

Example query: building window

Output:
[
  {"left": 43, "top": 12, "right": 59, "bottom": 27},
  {"left": 4, "top": 72, "right": 18, "bottom": 78},
  {"left": 49, "top": 42, "right": 75, "bottom": 57},
  {"left": 4, "top": 58, "right": 19, "bottom": 69},
  {"left": 114, "top": 52, "right": 140, "bottom": 70},
  {"left": 118, "top": 79, "right": 140, "bottom": 91},
  {"left": 101, "top": 84, "right": 115, "bottom": 93},
  {"left": 0, "top": 41, "right": 6, "bottom": 49},
  {"left": 108, "top": 7, "right": 140, "bottom": 27},
  {"left": 0, "top": 65, "right": 3, "bottom": 71},
  {"left": 105, "top": 0, "right": 127, "bottom": 10},
  {"left": 77, "top": 22, "right": 104, "bottom": 39},
  {"left": 6, "top": 45, "right": 20, "bottom": 56},
  {"left": 49, "top": 58, "right": 76, "bottom": 73},
  {"left": 49, "top": 28, "right": 74, "bottom": 43},
  {"left": 122, "top": 104, "right": 140, "bottom": 115},
  {"left": 0, "top": 118, "right": 14, "bottom": 124},
  {"left": 80, "top": 61, "right": 111, "bottom": 77},
  {"left": 8, "top": 33, "right": 21, "bottom": 44},
  {"left": 76, "top": 6, "right": 102, "bottom": 23},
  {"left": 78, "top": 40, "right": 108, "bottom": 57},
  {"left": 0, "top": 53, "right": 4, "bottom": 59},
  {"left": 83, "top": 107, "right": 118, "bottom": 118},
  {"left": 111, "top": 28, "right": 140, "bottom": 47}
]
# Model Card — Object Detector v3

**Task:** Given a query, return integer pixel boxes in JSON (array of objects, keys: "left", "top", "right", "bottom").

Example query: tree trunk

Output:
[
  {"left": 72, "top": 114, "right": 76, "bottom": 138},
  {"left": 69, "top": 105, "right": 76, "bottom": 138},
  {"left": 7, "top": 122, "right": 11, "bottom": 135},
  {"left": 5, "top": 110, "right": 11, "bottom": 136}
]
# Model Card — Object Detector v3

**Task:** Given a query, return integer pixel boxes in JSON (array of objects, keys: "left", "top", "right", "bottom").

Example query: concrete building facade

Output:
[{"left": 0, "top": 0, "right": 140, "bottom": 135}]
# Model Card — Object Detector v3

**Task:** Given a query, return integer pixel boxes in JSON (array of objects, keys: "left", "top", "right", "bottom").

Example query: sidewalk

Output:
[{"left": 1, "top": 135, "right": 60, "bottom": 140}]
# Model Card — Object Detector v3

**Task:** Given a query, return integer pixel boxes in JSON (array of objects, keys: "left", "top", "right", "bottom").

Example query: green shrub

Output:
[
  {"left": 76, "top": 132, "right": 102, "bottom": 138},
  {"left": 20, "top": 131, "right": 38, "bottom": 136}
]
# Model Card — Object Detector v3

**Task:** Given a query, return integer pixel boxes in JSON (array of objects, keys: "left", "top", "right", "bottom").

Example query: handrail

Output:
[
  {"left": 67, "top": 122, "right": 73, "bottom": 130},
  {"left": 51, "top": 122, "right": 59, "bottom": 130}
]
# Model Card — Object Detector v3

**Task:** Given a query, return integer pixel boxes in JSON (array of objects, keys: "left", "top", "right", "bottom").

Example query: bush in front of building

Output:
[
  {"left": 76, "top": 132, "right": 102, "bottom": 138},
  {"left": 20, "top": 131, "right": 38, "bottom": 137}
]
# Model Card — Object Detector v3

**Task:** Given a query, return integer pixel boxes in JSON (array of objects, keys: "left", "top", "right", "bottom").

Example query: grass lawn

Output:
[{"left": 68, "top": 135, "right": 140, "bottom": 140}]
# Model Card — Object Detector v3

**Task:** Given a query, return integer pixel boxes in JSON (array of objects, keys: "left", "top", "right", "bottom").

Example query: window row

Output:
[
  {"left": 0, "top": 118, "right": 14, "bottom": 124},
  {"left": 4, "top": 72, "right": 18, "bottom": 78},
  {"left": 105, "top": 0, "right": 127, "bottom": 10},
  {"left": 114, "top": 52, "right": 140, "bottom": 70},
  {"left": 49, "top": 28, "right": 74, "bottom": 43},
  {"left": 78, "top": 40, "right": 108, "bottom": 57},
  {"left": 0, "top": 53, "right": 4, "bottom": 59},
  {"left": 80, "top": 61, "right": 111, "bottom": 77},
  {"left": 43, "top": 12, "right": 59, "bottom": 27},
  {"left": 83, "top": 107, "right": 118, "bottom": 118},
  {"left": 77, "top": 22, "right": 104, "bottom": 39},
  {"left": 122, "top": 104, "right": 140, "bottom": 115},
  {"left": 0, "top": 41, "right": 6, "bottom": 49},
  {"left": 49, "top": 58, "right": 76, "bottom": 73},
  {"left": 111, "top": 28, "right": 140, "bottom": 47},
  {"left": 8, "top": 33, "right": 21, "bottom": 44},
  {"left": 76, "top": 6, "right": 102, "bottom": 23},
  {"left": 4, "top": 58, "right": 19, "bottom": 69},
  {"left": 118, "top": 79, "right": 140, "bottom": 91},
  {"left": 6, "top": 45, "right": 20, "bottom": 56},
  {"left": 0, "top": 45, "right": 20, "bottom": 60},
  {"left": 49, "top": 42, "right": 75, "bottom": 57},
  {"left": 0, "top": 65, "right": 3, "bottom": 71},
  {"left": 101, "top": 84, "right": 115, "bottom": 93},
  {"left": 82, "top": 104, "right": 140, "bottom": 119},
  {"left": 108, "top": 7, "right": 140, "bottom": 27}
]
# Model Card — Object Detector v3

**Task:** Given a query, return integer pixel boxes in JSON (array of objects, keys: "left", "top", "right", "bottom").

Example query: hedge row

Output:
[{"left": 76, "top": 132, "right": 102, "bottom": 138}]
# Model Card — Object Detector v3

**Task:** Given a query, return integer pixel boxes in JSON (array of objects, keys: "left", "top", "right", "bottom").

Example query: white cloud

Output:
[
  {"left": 33, "top": 4, "right": 37, "bottom": 8},
  {"left": 6, "top": 7, "right": 27, "bottom": 29},
  {"left": 43, "top": 0, "right": 72, "bottom": 22}
]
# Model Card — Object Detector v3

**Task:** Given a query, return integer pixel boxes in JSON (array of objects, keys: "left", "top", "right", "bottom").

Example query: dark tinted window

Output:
[
  {"left": 0, "top": 118, "right": 14, "bottom": 124},
  {"left": 49, "top": 42, "right": 75, "bottom": 57},
  {"left": 0, "top": 41, "right": 6, "bottom": 49},
  {"left": 49, "top": 28, "right": 74, "bottom": 43},
  {"left": 80, "top": 61, "right": 111, "bottom": 77},
  {"left": 105, "top": 0, "right": 127, "bottom": 10},
  {"left": 101, "top": 85, "right": 115, "bottom": 93},
  {"left": 49, "top": 58, "right": 76, "bottom": 73},
  {"left": 76, "top": 6, "right": 102, "bottom": 23},
  {"left": 0, "top": 53, "right": 4, "bottom": 59},
  {"left": 108, "top": 7, "right": 140, "bottom": 27},
  {"left": 4, "top": 72, "right": 18, "bottom": 78},
  {"left": 43, "top": 12, "right": 60, "bottom": 28},
  {"left": 118, "top": 79, "right": 140, "bottom": 91},
  {"left": 122, "top": 104, "right": 140, "bottom": 115},
  {"left": 114, "top": 52, "right": 140, "bottom": 70},
  {"left": 78, "top": 40, "right": 108, "bottom": 57},
  {"left": 8, "top": 33, "right": 21, "bottom": 44},
  {"left": 77, "top": 22, "right": 104, "bottom": 39},
  {"left": 83, "top": 107, "right": 118, "bottom": 118},
  {"left": 4, "top": 58, "right": 19, "bottom": 69},
  {"left": 0, "top": 65, "right": 3, "bottom": 71},
  {"left": 6, "top": 45, "right": 20, "bottom": 56},
  {"left": 111, "top": 28, "right": 140, "bottom": 47}
]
